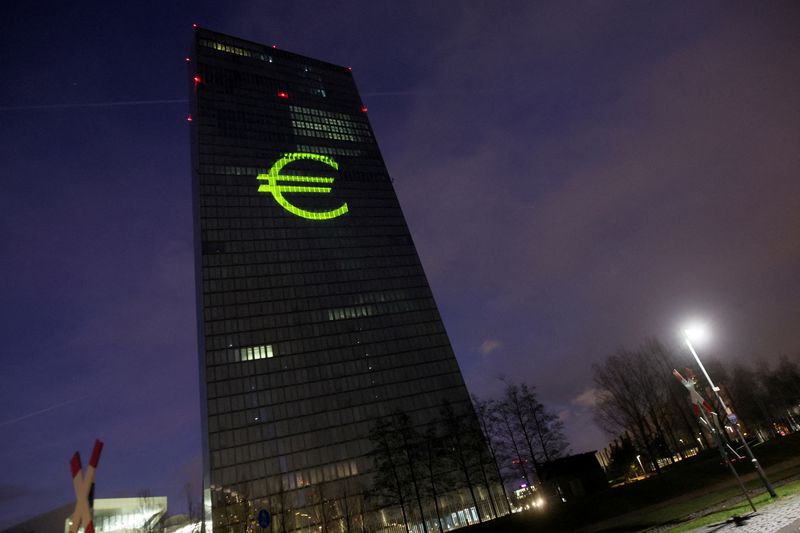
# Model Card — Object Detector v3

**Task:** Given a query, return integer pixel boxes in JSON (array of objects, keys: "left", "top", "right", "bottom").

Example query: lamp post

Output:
[{"left": 683, "top": 324, "right": 776, "bottom": 498}]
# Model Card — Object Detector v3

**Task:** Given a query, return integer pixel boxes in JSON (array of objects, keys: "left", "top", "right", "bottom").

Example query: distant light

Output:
[
  {"left": 193, "top": 75, "right": 203, "bottom": 85},
  {"left": 272, "top": 44, "right": 278, "bottom": 49},
  {"left": 277, "top": 91, "right": 289, "bottom": 99},
  {"left": 192, "top": 23, "right": 198, "bottom": 29},
  {"left": 361, "top": 105, "right": 368, "bottom": 112},
  {"left": 683, "top": 320, "right": 711, "bottom": 346},
  {"left": 347, "top": 66, "right": 353, "bottom": 71},
  {"left": 185, "top": 57, "right": 191, "bottom": 62},
  {"left": 187, "top": 114, "right": 193, "bottom": 122}
]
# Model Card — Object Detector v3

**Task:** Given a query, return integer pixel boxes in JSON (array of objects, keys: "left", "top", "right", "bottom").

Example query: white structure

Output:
[{"left": 65, "top": 498, "right": 167, "bottom": 533}]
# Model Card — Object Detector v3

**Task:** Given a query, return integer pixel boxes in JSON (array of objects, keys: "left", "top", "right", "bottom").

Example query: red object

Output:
[
  {"left": 70, "top": 452, "right": 82, "bottom": 477},
  {"left": 347, "top": 66, "right": 353, "bottom": 71},
  {"left": 187, "top": 114, "right": 193, "bottom": 122},
  {"left": 272, "top": 44, "right": 278, "bottom": 49},
  {"left": 193, "top": 75, "right": 202, "bottom": 85},
  {"left": 192, "top": 23, "right": 198, "bottom": 29},
  {"left": 277, "top": 91, "right": 289, "bottom": 99},
  {"left": 89, "top": 440, "right": 104, "bottom": 468},
  {"left": 361, "top": 106, "right": 368, "bottom": 113}
]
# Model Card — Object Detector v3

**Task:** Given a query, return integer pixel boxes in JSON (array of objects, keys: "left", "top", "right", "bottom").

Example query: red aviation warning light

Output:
[
  {"left": 361, "top": 105, "right": 368, "bottom": 113},
  {"left": 277, "top": 91, "right": 289, "bottom": 99},
  {"left": 193, "top": 75, "right": 203, "bottom": 85},
  {"left": 187, "top": 114, "right": 193, "bottom": 122}
]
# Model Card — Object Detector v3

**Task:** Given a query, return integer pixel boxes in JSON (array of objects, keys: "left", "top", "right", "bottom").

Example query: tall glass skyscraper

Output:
[{"left": 190, "top": 28, "right": 504, "bottom": 532}]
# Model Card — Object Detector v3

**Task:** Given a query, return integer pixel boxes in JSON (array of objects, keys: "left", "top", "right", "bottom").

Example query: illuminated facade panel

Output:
[{"left": 189, "top": 28, "right": 503, "bottom": 532}]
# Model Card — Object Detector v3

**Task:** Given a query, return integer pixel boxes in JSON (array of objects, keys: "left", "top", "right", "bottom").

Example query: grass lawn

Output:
[
  {"left": 662, "top": 479, "right": 800, "bottom": 532},
  {"left": 463, "top": 433, "right": 800, "bottom": 532}
]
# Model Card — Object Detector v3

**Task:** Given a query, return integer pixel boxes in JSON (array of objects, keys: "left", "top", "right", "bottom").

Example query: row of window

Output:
[
  {"left": 196, "top": 58, "right": 354, "bottom": 98},
  {"left": 211, "top": 419, "right": 371, "bottom": 468},
  {"left": 201, "top": 266, "right": 422, "bottom": 299},
  {"left": 205, "top": 318, "right": 447, "bottom": 368},
  {"left": 195, "top": 185, "right": 397, "bottom": 209},
  {"left": 291, "top": 125, "right": 366, "bottom": 143},
  {"left": 208, "top": 391, "right": 466, "bottom": 470},
  {"left": 201, "top": 247, "right": 417, "bottom": 279},
  {"left": 204, "top": 300, "right": 443, "bottom": 352},
  {"left": 206, "top": 391, "right": 470, "bottom": 489},
  {"left": 198, "top": 129, "right": 293, "bottom": 146},
  {"left": 195, "top": 64, "right": 351, "bottom": 106},
  {"left": 200, "top": 235, "right": 413, "bottom": 260},
  {"left": 237, "top": 344, "right": 274, "bottom": 361},
  {"left": 199, "top": 38, "right": 274, "bottom": 63},
  {"left": 198, "top": 193, "right": 396, "bottom": 213},
  {"left": 290, "top": 109, "right": 369, "bottom": 132},
  {"left": 198, "top": 233, "right": 410, "bottom": 255},
  {"left": 195, "top": 129, "right": 375, "bottom": 151},
  {"left": 198, "top": 155, "right": 385, "bottom": 174},
  {"left": 202, "top": 265, "right": 420, "bottom": 294},
  {"left": 204, "top": 300, "right": 437, "bottom": 346},
  {"left": 203, "top": 252, "right": 419, "bottom": 280},
  {"left": 198, "top": 177, "right": 394, "bottom": 194},
  {"left": 197, "top": 233, "right": 405, "bottom": 253},
  {"left": 206, "top": 318, "right": 443, "bottom": 365},
  {"left": 205, "top": 287, "right": 426, "bottom": 319},
  {"left": 197, "top": 153, "right": 387, "bottom": 174},
  {"left": 209, "top": 368, "right": 462, "bottom": 430},
  {"left": 202, "top": 270, "right": 415, "bottom": 301},
  {"left": 289, "top": 105, "right": 367, "bottom": 124},
  {"left": 206, "top": 332, "right": 450, "bottom": 386},
  {"left": 202, "top": 273, "right": 425, "bottom": 308},
  {"left": 206, "top": 286, "right": 422, "bottom": 317},
  {"left": 211, "top": 458, "right": 361, "bottom": 499},
  {"left": 296, "top": 144, "right": 364, "bottom": 157},
  {"left": 286, "top": 123, "right": 364, "bottom": 142},
  {"left": 206, "top": 393, "right": 472, "bottom": 458},
  {"left": 209, "top": 352, "right": 459, "bottom": 415},
  {"left": 207, "top": 326, "right": 449, "bottom": 385},
  {"left": 207, "top": 342, "right": 460, "bottom": 406}
]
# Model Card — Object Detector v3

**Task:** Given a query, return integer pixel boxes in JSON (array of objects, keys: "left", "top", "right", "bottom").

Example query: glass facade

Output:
[{"left": 190, "top": 29, "right": 503, "bottom": 532}]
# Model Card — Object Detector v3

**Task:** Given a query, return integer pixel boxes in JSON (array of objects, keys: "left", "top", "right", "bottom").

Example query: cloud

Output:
[
  {"left": 572, "top": 388, "right": 601, "bottom": 408},
  {"left": 479, "top": 339, "right": 502, "bottom": 356}
]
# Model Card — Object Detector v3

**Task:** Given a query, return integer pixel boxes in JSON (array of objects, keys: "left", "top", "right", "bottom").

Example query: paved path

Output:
[{"left": 684, "top": 492, "right": 800, "bottom": 533}]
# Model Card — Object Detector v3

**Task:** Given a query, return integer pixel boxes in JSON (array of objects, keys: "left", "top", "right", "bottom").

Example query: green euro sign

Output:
[{"left": 257, "top": 153, "right": 349, "bottom": 220}]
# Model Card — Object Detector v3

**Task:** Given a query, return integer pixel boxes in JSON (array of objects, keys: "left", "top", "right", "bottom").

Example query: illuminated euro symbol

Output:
[{"left": 257, "top": 152, "right": 348, "bottom": 220}]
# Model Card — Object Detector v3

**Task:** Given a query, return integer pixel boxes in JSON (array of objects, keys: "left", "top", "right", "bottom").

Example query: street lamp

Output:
[
  {"left": 635, "top": 454, "right": 646, "bottom": 477},
  {"left": 682, "top": 322, "right": 776, "bottom": 499}
]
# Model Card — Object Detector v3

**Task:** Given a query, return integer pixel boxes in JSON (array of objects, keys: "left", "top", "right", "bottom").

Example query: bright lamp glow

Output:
[{"left": 683, "top": 321, "right": 711, "bottom": 346}]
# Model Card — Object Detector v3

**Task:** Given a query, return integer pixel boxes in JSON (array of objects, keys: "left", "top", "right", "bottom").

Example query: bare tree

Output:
[
  {"left": 439, "top": 400, "right": 484, "bottom": 523},
  {"left": 471, "top": 395, "right": 512, "bottom": 515},
  {"left": 137, "top": 490, "right": 167, "bottom": 533},
  {"left": 419, "top": 424, "right": 446, "bottom": 531},
  {"left": 498, "top": 381, "right": 545, "bottom": 482},
  {"left": 369, "top": 415, "right": 411, "bottom": 532},
  {"left": 593, "top": 350, "right": 664, "bottom": 474},
  {"left": 519, "top": 384, "right": 569, "bottom": 463}
]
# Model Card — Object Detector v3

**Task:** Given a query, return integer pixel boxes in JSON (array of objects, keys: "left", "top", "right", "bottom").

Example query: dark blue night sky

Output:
[{"left": 1, "top": 1, "right": 798, "bottom": 527}]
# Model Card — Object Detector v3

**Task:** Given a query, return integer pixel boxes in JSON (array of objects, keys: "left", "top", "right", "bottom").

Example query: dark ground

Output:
[{"left": 463, "top": 433, "right": 800, "bottom": 532}]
